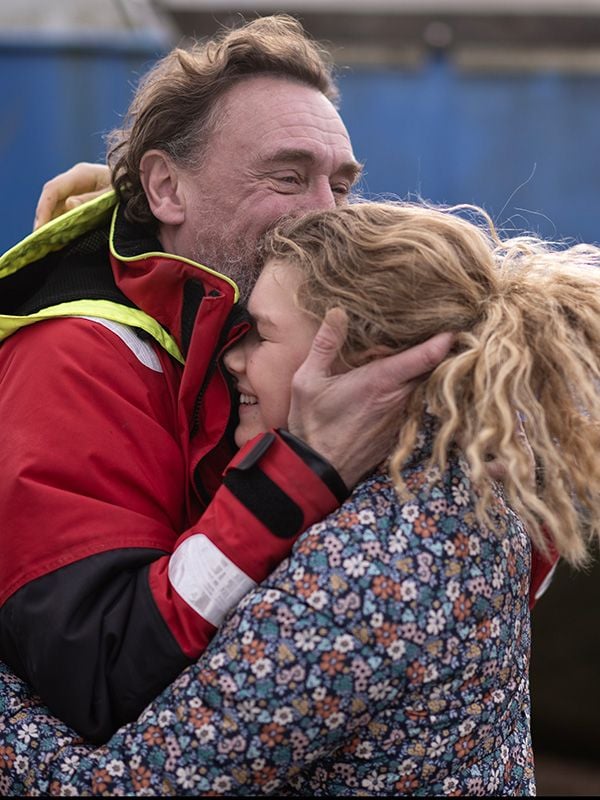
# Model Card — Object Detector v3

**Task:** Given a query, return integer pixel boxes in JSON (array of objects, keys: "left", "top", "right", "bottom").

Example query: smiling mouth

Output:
[{"left": 239, "top": 393, "right": 258, "bottom": 406}]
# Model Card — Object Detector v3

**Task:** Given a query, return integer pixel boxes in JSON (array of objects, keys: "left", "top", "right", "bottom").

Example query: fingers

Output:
[
  {"left": 343, "top": 331, "right": 454, "bottom": 402},
  {"left": 33, "top": 163, "right": 111, "bottom": 230},
  {"left": 300, "top": 308, "right": 348, "bottom": 377},
  {"left": 301, "top": 317, "right": 454, "bottom": 386},
  {"left": 64, "top": 190, "right": 108, "bottom": 211},
  {"left": 34, "top": 187, "right": 67, "bottom": 231},
  {"left": 377, "top": 331, "right": 455, "bottom": 387}
]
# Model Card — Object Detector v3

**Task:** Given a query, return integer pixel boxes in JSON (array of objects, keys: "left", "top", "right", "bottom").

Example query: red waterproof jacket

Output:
[{"left": 0, "top": 194, "right": 347, "bottom": 742}]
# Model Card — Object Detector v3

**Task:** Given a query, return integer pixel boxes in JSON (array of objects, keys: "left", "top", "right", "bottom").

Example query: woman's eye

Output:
[{"left": 250, "top": 327, "right": 267, "bottom": 343}]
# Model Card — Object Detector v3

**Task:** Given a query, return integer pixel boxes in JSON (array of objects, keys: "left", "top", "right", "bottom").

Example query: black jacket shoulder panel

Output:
[{"left": 0, "top": 549, "right": 193, "bottom": 743}]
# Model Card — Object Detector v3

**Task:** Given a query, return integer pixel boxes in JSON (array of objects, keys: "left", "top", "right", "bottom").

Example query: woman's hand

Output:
[{"left": 33, "top": 162, "right": 111, "bottom": 230}]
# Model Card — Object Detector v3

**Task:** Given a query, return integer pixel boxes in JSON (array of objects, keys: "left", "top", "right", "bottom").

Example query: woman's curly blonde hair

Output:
[{"left": 263, "top": 201, "right": 600, "bottom": 567}]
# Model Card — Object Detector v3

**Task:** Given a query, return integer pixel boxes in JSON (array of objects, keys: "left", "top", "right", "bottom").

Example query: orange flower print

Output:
[
  {"left": 0, "top": 745, "right": 16, "bottom": 770},
  {"left": 452, "top": 593, "right": 473, "bottom": 621},
  {"left": 320, "top": 650, "right": 346, "bottom": 676},
  {"left": 315, "top": 694, "right": 341, "bottom": 718},
  {"left": 242, "top": 639, "right": 267, "bottom": 662},
  {"left": 455, "top": 736, "right": 476, "bottom": 758},
  {"left": 188, "top": 705, "right": 213, "bottom": 729},
  {"left": 256, "top": 766, "right": 278, "bottom": 787},
  {"left": 405, "top": 469, "right": 427, "bottom": 492},
  {"left": 374, "top": 621, "right": 397, "bottom": 647},
  {"left": 252, "top": 598, "right": 274, "bottom": 620},
  {"left": 453, "top": 532, "right": 470, "bottom": 558},
  {"left": 142, "top": 725, "right": 164, "bottom": 747},
  {"left": 406, "top": 660, "right": 426, "bottom": 685},
  {"left": 90, "top": 769, "right": 111, "bottom": 794},
  {"left": 476, "top": 620, "right": 492, "bottom": 641},
  {"left": 259, "top": 722, "right": 285, "bottom": 747},
  {"left": 296, "top": 573, "right": 320, "bottom": 599},
  {"left": 396, "top": 774, "right": 420, "bottom": 793},
  {"left": 371, "top": 575, "right": 402, "bottom": 601},
  {"left": 413, "top": 513, "right": 437, "bottom": 538},
  {"left": 132, "top": 766, "right": 152, "bottom": 792}
]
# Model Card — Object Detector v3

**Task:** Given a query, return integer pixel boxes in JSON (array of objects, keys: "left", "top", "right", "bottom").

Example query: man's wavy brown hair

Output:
[
  {"left": 107, "top": 14, "right": 338, "bottom": 228},
  {"left": 264, "top": 202, "right": 600, "bottom": 567}
]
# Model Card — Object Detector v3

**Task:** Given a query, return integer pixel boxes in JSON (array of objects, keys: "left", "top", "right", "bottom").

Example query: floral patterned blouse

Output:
[{"left": 0, "top": 423, "right": 535, "bottom": 796}]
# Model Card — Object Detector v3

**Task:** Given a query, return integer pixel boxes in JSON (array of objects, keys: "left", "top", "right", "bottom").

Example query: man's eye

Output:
[
  {"left": 270, "top": 171, "right": 300, "bottom": 183},
  {"left": 279, "top": 174, "right": 300, "bottom": 185},
  {"left": 332, "top": 183, "right": 350, "bottom": 196},
  {"left": 332, "top": 184, "right": 352, "bottom": 206}
]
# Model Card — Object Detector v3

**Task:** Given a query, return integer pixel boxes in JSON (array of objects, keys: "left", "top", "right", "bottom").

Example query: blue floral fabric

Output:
[{"left": 0, "top": 425, "right": 535, "bottom": 796}]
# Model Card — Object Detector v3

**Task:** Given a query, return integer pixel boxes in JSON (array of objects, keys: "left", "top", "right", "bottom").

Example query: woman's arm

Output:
[
  {"left": 0, "top": 478, "right": 409, "bottom": 796},
  {"left": 0, "top": 454, "right": 531, "bottom": 796}
]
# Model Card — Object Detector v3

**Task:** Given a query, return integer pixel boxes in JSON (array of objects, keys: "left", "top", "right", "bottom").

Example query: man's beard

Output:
[{"left": 191, "top": 226, "right": 263, "bottom": 304}]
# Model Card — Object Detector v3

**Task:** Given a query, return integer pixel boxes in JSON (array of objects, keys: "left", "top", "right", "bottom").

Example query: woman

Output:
[{"left": 1, "top": 201, "right": 598, "bottom": 796}]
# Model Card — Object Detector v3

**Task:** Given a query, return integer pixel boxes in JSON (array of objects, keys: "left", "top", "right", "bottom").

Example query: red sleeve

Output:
[
  {"left": 529, "top": 526, "right": 559, "bottom": 609},
  {"left": 0, "top": 317, "right": 347, "bottom": 738},
  {"left": 150, "top": 429, "right": 348, "bottom": 657}
]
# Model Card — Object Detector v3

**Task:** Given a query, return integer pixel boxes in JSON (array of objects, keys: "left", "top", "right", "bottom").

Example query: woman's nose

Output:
[{"left": 223, "top": 341, "right": 244, "bottom": 377}]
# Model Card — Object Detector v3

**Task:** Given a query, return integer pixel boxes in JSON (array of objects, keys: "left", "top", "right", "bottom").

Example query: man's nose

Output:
[{"left": 304, "top": 178, "right": 337, "bottom": 211}]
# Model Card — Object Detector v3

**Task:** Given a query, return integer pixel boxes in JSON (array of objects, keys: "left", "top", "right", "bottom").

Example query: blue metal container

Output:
[
  {"left": 340, "top": 59, "right": 600, "bottom": 246},
  {"left": 2, "top": 37, "right": 599, "bottom": 252},
  {"left": 0, "top": 30, "right": 169, "bottom": 252}
]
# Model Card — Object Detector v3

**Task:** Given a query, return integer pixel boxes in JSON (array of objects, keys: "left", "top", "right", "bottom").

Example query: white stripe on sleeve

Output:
[{"left": 168, "top": 534, "right": 257, "bottom": 627}]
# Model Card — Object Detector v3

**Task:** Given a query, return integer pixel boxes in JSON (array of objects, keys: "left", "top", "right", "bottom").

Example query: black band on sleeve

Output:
[
  {"left": 223, "top": 459, "right": 303, "bottom": 540},
  {"left": 277, "top": 428, "right": 350, "bottom": 504},
  {"left": 232, "top": 431, "right": 277, "bottom": 470}
]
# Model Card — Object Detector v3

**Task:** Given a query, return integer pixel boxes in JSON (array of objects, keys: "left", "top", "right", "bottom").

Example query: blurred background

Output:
[{"left": 0, "top": 0, "right": 598, "bottom": 793}]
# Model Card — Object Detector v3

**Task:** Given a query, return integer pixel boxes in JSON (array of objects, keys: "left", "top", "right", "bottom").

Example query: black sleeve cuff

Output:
[{"left": 277, "top": 428, "right": 350, "bottom": 504}]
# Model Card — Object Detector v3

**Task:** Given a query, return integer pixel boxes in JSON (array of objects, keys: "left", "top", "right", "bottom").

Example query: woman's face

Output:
[{"left": 223, "top": 259, "right": 319, "bottom": 448}]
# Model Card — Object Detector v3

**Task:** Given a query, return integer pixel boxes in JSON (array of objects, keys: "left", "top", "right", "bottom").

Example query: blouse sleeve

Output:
[{"left": 0, "top": 476, "right": 411, "bottom": 795}]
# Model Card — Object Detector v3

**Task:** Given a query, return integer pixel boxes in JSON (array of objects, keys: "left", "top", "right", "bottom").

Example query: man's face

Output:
[{"left": 170, "top": 75, "right": 360, "bottom": 300}]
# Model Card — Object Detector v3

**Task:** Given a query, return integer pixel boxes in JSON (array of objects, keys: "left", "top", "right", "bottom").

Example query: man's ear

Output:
[{"left": 139, "top": 150, "right": 185, "bottom": 225}]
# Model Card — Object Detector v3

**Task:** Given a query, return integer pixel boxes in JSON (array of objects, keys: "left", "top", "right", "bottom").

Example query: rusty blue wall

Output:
[
  {"left": 0, "top": 33, "right": 166, "bottom": 252},
  {"left": 339, "top": 59, "right": 600, "bottom": 245},
  {"left": 1, "top": 47, "right": 599, "bottom": 250}
]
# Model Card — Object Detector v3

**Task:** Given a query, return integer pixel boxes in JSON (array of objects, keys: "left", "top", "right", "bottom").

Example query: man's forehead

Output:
[
  {"left": 217, "top": 76, "right": 352, "bottom": 148},
  {"left": 220, "top": 73, "right": 333, "bottom": 111}
]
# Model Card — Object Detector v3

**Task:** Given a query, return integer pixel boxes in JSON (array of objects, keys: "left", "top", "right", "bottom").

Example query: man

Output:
[{"left": 0, "top": 15, "right": 451, "bottom": 743}]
